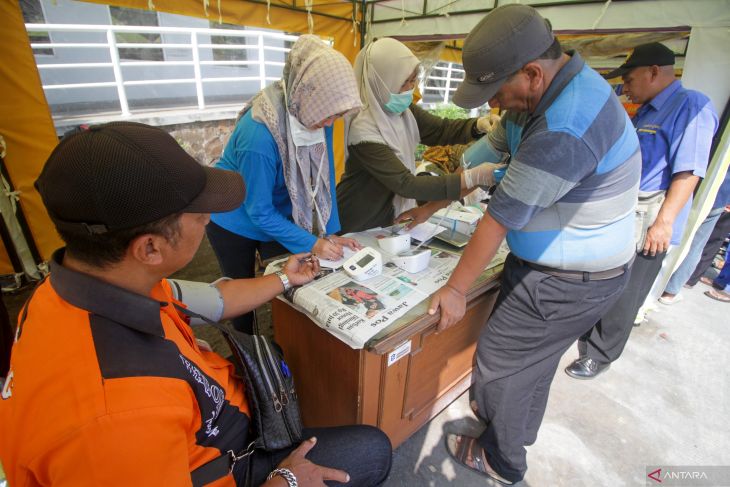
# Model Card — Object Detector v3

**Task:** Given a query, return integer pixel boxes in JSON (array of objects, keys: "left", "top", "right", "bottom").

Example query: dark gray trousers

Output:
[
  {"left": 579, "top": 251, "right": 665, "bottom": 364},
  {"left": 474, "top": 254, "right": 630, "bottom": 483}
]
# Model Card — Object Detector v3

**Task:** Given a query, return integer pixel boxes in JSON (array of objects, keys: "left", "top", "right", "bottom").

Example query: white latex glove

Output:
[
  {"left": 462, "top": 163, "right": 507, "bottom": 189},
  {"left": 476, "top": 113, "right": 501, "bottom": 134}
]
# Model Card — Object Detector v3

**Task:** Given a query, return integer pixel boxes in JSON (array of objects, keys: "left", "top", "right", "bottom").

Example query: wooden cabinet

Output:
[{"left": 272, "top": 271, "right": 501, "bottom": 448}]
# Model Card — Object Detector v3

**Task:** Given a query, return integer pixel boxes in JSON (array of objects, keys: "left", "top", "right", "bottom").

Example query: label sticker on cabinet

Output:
[{"left": 387, "top": 340, "right": 412, "bottom": 367}]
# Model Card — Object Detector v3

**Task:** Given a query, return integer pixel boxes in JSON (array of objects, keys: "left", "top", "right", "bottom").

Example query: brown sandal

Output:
[
  {"left": 700, "top": 276, "right": 719, "bottom": 288},
  {"left": 705, "top": 289, "right": 730, "bottom": 303},
  {"left": 445, "top": 433, "right": 513, "bottom": 485}
]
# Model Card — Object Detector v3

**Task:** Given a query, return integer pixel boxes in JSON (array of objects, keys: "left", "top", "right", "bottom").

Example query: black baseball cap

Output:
[
  {"left": 604, "top": 42, "right": 675, "bottom": 79},
  {"left": 454, "top": 4, "right": 555, "bottom": 109},
  {"left": 36, "top": 122, "right": 245, "bottom": 235}
]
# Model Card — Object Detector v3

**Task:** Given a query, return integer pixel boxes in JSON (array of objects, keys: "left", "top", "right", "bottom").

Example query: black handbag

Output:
[
  {"left": 175, "top": 304, "right": 304, "bottom": 451},
  {"left": 221, "top": 325, "right": 304, "bottom": 451}
]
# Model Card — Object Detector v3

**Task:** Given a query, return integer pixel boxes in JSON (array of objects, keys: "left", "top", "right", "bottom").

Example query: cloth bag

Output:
[{"left": 634, "top": 190, "right": 666, "bottom": 252}]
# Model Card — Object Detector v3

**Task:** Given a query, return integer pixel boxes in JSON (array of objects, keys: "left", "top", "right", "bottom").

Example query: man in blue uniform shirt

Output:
[{"left": 566, "top": 42, "right": 719, "bottom": 379}]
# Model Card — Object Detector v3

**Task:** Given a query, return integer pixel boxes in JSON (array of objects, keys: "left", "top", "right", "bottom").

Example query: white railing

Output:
[
  {"left": 26, "top": 23, "right": 465, "bottom": 118},
  {"left": 25, "top": 23, "right": 299, "bottom": 117},
  {"left": 421, "top": 62, "right": 464, "bottom": 104}
]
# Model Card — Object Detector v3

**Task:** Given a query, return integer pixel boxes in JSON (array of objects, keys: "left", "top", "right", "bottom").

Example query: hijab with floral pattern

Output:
[{"left": 239, "top": 35, "right": 361, "bottom": 234}]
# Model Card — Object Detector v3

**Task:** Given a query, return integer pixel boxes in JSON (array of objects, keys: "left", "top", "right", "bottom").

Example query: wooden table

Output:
[{"left": 272, "top": 264, "right": 502, "bottom": 448}]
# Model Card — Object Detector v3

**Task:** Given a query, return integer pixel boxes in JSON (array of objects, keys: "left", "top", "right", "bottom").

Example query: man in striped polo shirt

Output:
[{"left": 430, "top": 5, "right": 641, "bottom": 484}]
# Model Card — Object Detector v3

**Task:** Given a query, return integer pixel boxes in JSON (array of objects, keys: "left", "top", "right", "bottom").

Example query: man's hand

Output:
[
  {"left": 642, "top": 171, "right": 700, "bottom": 257},
  {"left": 643, "top": 220, "right": 672, "bottom": 256},
  {"left": 283, "top": 253, "right": 321, "bottom": 286},
  {"left": 266, "top": 437, "right": 349, "bottom": 487},
  {"left": 428, "top": 284, "right": 466, "bottom": 331}
]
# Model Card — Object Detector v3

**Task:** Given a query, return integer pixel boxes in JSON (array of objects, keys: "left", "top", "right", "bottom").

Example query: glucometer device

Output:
[
  {"left": 343, "top": 247, "right": 383, "bottom": 282},
  {"left": 391, "top": 249, "right": 431, "bottom": 274}
]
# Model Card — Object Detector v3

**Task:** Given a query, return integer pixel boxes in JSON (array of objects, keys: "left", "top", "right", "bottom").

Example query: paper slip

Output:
[
  {"left": 318, "top": 246, "right": 357, "bottom": 269},
  {"left": 399, "top": 222, "right": 446, "bottom": 243}
]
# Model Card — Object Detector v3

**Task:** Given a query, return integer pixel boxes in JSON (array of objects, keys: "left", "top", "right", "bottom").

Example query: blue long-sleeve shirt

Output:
[{"left": 210, "top": 110, "right": 341, "bottom": 253}]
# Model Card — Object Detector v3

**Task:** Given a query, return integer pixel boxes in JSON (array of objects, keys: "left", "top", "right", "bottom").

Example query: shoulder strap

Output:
[
  {"left": 174, "top": 303, "right": 257, "bottom": 486},
  {"left": 190, "top": 442, "right": 255, "bottom": 487},
  {"left": 190, "top": 451, "right": 235, "bottom": 487},
  {"left": 173, "top": 302, "right": 228, "bottom": 333},
  {"left": 13, "top": 276, "right": 47, "bottom": 342},
  {"left": 173, "top": 302, "right": 261, "bottom": 335}
]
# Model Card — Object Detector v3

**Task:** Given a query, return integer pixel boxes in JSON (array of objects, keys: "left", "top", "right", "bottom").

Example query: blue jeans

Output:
[
  {"left": 715, "top": 257, "right": 730, "bottom": 292},
  {"left": 663, "top": 206, "right": 725, "bottom": 295},
  {"left": 235, "top": 425, "right": 392, "bottom": 486}
]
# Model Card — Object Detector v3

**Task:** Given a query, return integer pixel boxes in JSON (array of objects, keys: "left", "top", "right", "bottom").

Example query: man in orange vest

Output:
[{"left": 0, "top": 122, "right": 391, "bottom": 487}]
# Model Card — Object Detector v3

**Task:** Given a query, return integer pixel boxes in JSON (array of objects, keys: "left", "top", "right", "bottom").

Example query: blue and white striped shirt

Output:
[{"left": 487, "top": 52, "right": 641, "bottom": 272}]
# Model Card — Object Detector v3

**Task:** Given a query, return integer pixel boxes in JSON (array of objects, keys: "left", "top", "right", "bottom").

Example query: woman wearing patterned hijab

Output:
[
  {"left": 208, "top": 35, "right": 362, "bottom": 333},
  {"left": 337, "top": 38, "right": 505, "bottom": 233}
]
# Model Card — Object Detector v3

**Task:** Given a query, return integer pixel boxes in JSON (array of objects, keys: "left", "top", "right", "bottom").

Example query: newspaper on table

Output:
[{"left": 266, "top": 227, "right": 509, "bottom": 349}]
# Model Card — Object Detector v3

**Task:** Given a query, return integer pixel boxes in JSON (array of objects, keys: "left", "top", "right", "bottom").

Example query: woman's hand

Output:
[
  {"left": 283, "top": 253, "right": 321, "bottom": 286},
  {"left": 312, "top": 238, "right": 344, "bottom": 261},
  {"left": 476, "top": 113, "right": 501, "bottom": 134},
  {"left": 312, "top": 236, "right": 362, "bottom": 260},
  {"left": 328, "top": 235, "right": 362, "bottom": 251},
  {"left": 395, "top": 203, "right": 440, "bottom": 229},
  {"left": 263, "top": 437, "right": 349, "bottom": 487},
  {"left": 462, "top": 163, "right": 507, "bottom": 189}
]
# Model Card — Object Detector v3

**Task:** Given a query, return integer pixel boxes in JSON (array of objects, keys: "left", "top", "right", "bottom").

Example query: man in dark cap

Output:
[
  {"left": 566, "top": 42, "right": 718, "bottom": 379},
  {"left": 427, "top": 5, "right": 641, "bottom": 484},
  {"left": 0, "top": 122, "right": 392, "bottom": 487}
]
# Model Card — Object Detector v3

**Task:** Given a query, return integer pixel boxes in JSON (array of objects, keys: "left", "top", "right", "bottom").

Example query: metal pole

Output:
[
  {"left": 107, "top": 29, "right": 130, "bottom": 117},
  {"left": 191, "top": 32, "right": 205, "bottom": 110},
  {"left": 258, "top": 34, "right": 267, "bottom": 90},
  {"left": 443, "top": 62, "right": 452, "bottom": 104},
  {"left": 360, "top": 0, "right": 367, "bottom": 48}
]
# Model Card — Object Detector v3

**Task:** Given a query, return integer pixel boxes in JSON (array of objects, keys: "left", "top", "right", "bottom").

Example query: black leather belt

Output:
[{"left": 515, "top": 255, "right": 634, "bottom": 282}]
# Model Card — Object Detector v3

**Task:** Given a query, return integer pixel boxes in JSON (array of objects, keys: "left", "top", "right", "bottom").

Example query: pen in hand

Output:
[{"left": 299, "top": 254, "right": 317, "bottom": 264}]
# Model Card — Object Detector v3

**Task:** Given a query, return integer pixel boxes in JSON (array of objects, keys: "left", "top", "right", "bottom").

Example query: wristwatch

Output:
[
  {"left": 275, "top": 271, "right": 292, "bottom": 292},
  {"left": 267, "top": 467, "right": 298, "bottom": 486}
]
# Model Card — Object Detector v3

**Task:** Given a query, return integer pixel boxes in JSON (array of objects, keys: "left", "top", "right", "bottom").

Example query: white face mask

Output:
[
  {"left": 282, "top": 79, "right": 326, "bottom": 148},
  {"left": 281, "top": 79, "right": 329, "bottom": 234},
  {"left": 287, "top": 111, "right": 326, "bottom": 147}
]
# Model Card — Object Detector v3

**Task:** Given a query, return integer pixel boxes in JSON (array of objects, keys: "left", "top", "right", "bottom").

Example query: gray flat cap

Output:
[{"left": 454, "top": 4, "right": 555, "bottom": 109}]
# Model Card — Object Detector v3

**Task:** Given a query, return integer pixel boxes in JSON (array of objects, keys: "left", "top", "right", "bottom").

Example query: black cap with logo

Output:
[
  {"left": 36, "top": 122, "right": 245, "bottom": 235},
  {"left": 603, "top": 42, "right": 675, "bottom": 80},
  {"left": 454, "top": 4, "right": 555, "bottom": 109}
]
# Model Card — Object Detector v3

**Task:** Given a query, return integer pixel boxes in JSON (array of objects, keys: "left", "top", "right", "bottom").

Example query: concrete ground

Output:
[{"left": 385, "top": 270, "right": 730, "bottom": 486}]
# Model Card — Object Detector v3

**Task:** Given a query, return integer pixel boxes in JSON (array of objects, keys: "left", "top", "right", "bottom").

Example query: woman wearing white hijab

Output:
[
  {"left": 337, "top": 38, "right": 504, "bottom": 233},
  {"left": 208, "top": 35, "right": 362, "bottom": 333}
]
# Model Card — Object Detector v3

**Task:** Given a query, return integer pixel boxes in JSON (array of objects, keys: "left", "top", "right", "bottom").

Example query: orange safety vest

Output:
[{"left": 0, "top": 249, "right": 250, "bottom": 486}]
